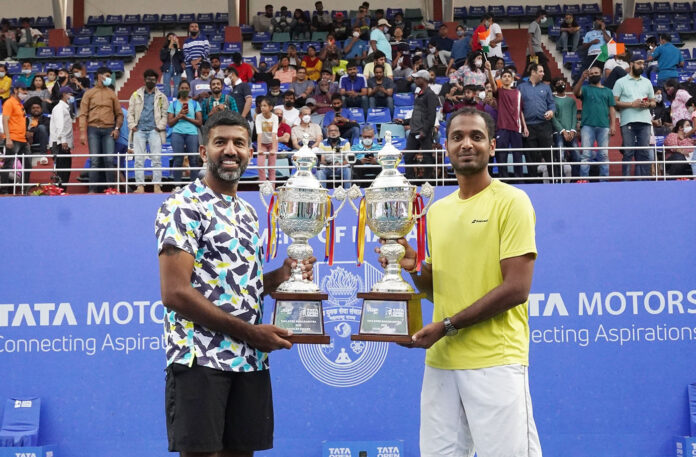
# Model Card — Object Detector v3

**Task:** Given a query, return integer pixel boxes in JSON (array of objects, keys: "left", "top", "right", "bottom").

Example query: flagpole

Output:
[{"left": 587, "top": 53, "right": 601, "bottom": 69}]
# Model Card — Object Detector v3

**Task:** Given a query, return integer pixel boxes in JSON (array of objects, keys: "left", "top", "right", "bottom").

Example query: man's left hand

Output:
[
  {"left": 544, "top": 110, "right": 554, "bottom": 120},
  {"left": 401, "top": 321, "right": 445, "bottom": 349},
  {"left": 283, "top": 256, "right": 316, "bottom": 281},
  {"left": 111, "top": 129, "right": 120, "bottom": 140}
]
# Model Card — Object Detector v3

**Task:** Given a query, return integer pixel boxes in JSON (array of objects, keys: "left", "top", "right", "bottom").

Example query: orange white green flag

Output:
[
  {"left": 597, "top": 40, "right": 626, "bottom": 62},
  {"left": 478, "top": 28, "right": 491, "bottom": 53}
]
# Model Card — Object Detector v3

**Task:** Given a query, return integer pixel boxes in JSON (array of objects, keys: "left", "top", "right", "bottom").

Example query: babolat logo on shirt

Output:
[{"left": 471, "top": 218, "right": 489, "bottom": 223}]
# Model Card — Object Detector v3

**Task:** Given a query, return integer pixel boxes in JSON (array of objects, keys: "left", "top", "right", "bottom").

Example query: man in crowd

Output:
[
  {"left": 231, "top": 52, "right": 254, "bottom": 83},
  {"left": 613, "top": 55, "right": 655, "bottom": 177},
  {"left": 399, "top": 69, "right": 438, "bottom": 181},
  {"left": 266, "top": 79, "right": 284, "bottom": 107},
  {"left": 127, "top": 69, "right": 170, "bottom": 193},
  {"left": 17, "top": 18, "right": 42, "bottom": 47},
  {"left": 183, "top": 22, "right": 210, "bottom": 82},
  {"left": 367, "top": 64, "right": 394, "bottom": 116},
  {"left": 519, "top": 63, "right": 557, "bottom": 182},
  {"left": 291, "top": 106, "right": 323, "bottom": 149},
  {"left": 156, "top": 109, "right": 314, "bottom": 457},
  {"left": 344, "top": 26, "right": 370, "bottom": 65},
  {"left": 527, "top": 10, "right": 550, "bottom": 81},
  {"left": 273, "top": 107, "right": 293, "bottom": 148},
  {"left": 252, "top": 4, "right": 274, "bottom": 33},
  {"left": 290, "top": 67, "right": 315, "bottom": 108},
  {"left": 201, "top": 77, "right": 238, "bottom": 123},
  {"left": 1, "top": 82, "right": 31, "bottom": 193},
  {"left": 278, "top": 90, "right": 300, "bottom": 127},
  {"left": 78, "top": 67, "right": 123, "bottom": 193},
  {"left": 25, "top": 97, "right": 50, "bottom": 156},
  {"left": 327, "top": 94, "right": 360, "bottom": 144},
  {"left": 574, "top": 67, "right": 616, "bottom": 180},
  {"left": 352, "top": 124, "right": 381, "bottom": 184},
  {"left": 317, "top": 123, "right": 352, "bottom": 188},
  {"left": 228, "top": 67, "right": 253, "bottom": 122},
  {"left": 339, "top": 62, "right": 369, "bottom": 113},
  {"left": 312, "top": 1, "right": 333, "bottom": 32},
  {"left": 363, "top": 51, "right": 393, "bottom": 80},
  {"left": 17, "top": 61, "right": 36, "bottom": 88},
  {"left": 370, "top": 18, "right": 393, "bottom": 63},
  {"left": 313, "top": 79, "right": 335, "bottom": 114},
  {"left": 447, "top": 25, "right": 471, "bottom": 74},
  {"left": 427, "top": 24, "right": 453, "bottom": 69},
  {"left": 0, "top": 20, "right": 18, "bottom": 59},
  {"left": 558, "top": 13, "right": 581, "bottom": 53},
  {"left": 551, "top": 78, "right": 577, "bottom": 180},
  {"left": 49, "top": 86, "right": 75, "bottom": 188},
  {"left": 580, "top": 16, "right": 612, "bottom": 72},
  {"left": 190, "top": 61, "right": 212, "bottom": 101},
  {"left": 649, "top": 33, "right": 684, "bottom": 88},
  {"left": 210, "top": 55, "right": 224, "bottom": 79}
]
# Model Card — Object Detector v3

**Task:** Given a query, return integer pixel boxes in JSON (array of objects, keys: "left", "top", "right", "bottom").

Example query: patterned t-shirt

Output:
[{"left": 155, "top": 179, "right": 267, "bottom": 372}]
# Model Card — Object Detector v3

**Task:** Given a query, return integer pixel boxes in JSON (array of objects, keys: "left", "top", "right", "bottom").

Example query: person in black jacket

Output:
[
  {"left": 25, "top": 97, "right": 52, "bottom": 155},
  {"left": 161, "top": 32, "right": 185, "bottom": 99}
]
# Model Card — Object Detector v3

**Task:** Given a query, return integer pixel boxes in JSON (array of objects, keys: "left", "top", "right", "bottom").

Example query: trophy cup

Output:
[
  {"left": 259, "top": 134, "right": 360, "bottom": 343},
  {"left": 350, "top": 132, "right": 434, "bottom": 343}
]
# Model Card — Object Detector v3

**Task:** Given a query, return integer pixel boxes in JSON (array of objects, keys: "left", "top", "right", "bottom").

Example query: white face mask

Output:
[
  {"left": 302, "top": 115, "right": 311, "bottom": 124},
  {"left": 684, "top": 126, "right": 693, "bottom": 134},
  {"left": 353, "top": 31, "right": 360, "bottom": 38},
  {"left": 655, "top": 94, "right": 662, "bottom": 103},
  {"left": 224, "top": 77, "right": 232, "bottom": 86},
  {"left": 0, "top": 72, "right": 5, "bottom": 78},
  {"left": 474, "top": 59, "right": 483, "bottom": 68},
  {"left": 22, "top": 69, "right": 32, "bottom": 74},
  {"left": 68, "top": 95, "right": 75, "bottom": 104},
  {"left": 74, "top": 72, "right": 82, "bottom": 78},
  {"left": 362, "top": 137, "right": 373, "bottom": 147},
  {"left": 478, "top": 91, "right": 486, "bottom": 100},
  {"left": 429, "top": 47, "right": 437, "bottom": 54}
]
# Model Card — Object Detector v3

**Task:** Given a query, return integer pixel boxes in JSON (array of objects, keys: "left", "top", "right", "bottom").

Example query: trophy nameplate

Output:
[
  {"left": 271, "top": 292, "right": 330, "bottom": 344},
  {"left": 351, "top": 292, "right": 424, "bottom": 343}
]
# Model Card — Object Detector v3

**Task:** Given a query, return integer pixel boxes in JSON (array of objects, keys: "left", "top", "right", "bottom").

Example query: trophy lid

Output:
[
  {"left": 286, "top": 133, "right": 322, "bottom": 189},
  {"left": 371, "top": 131, "right": 411, "bottom": 188}
]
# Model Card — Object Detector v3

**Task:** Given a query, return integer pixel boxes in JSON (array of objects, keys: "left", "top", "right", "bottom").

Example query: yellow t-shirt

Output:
[{"left": 424, "top": 179, "right": 537, "bottom": 370}]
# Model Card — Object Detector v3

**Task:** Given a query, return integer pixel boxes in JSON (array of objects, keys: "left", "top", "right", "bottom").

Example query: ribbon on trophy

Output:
[
  {"left": 413, "top": 193, "right": 428, "bottom": 272},
  {"left": 355, "top": 196, "right": 367, "bottom": 266},
  {"left": 265, "top": 192, "right": 280, "bottom": 262},
  {"left": 324, "top": 194, "right": 336, "bottom": 265}
]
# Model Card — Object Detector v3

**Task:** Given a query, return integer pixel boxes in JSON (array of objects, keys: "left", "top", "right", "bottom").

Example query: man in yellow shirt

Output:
[{"left": 393, "top": 107, "right": 542, "bottom": 456}]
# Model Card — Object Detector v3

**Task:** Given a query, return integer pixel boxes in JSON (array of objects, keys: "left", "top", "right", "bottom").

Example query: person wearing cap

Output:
[
  {"left": 399, "top": 69, "right": 438, "bottom": 181},
  {"left": 78, "top": 67, "right": 123, "bottom": 193},
  {"left": 2, "top": 81, "right": 31, "bottom": 192},
  {"left": 305, "top": 97, "right": 317, "bottom": 113},
  {"left": 371, "top": 18, "right": 393, "bottom": 63},
  {"left": 290, "top": 67, "right": 315, "bottom": 108},
  {"left": 49, "top": 85, "right": 75, "bottom": 188},
  {"left": 330, "top": 12, "right": 349, "bottom": 41}
]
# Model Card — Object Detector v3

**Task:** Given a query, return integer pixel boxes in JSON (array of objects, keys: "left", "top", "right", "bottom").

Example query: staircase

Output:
[
  {"left": 502, "top": 28, "right": 565, "bottom": 81},
  {"left": 118, "top": 36, "right": 169, "bottom": 100}
]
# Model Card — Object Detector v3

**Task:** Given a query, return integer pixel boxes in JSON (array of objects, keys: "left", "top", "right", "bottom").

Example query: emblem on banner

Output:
[{"left": 297, "top": 262, "right": 389, "bottom": 387}]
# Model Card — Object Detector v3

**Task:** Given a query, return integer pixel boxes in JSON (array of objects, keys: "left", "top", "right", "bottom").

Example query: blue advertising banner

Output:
[{"left": 0, "top": 181, "right": 694, "bottom": 457}]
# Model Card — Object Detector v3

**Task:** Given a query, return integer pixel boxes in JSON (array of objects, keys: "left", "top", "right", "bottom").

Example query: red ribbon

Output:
[{"left": 414, "top": 194, "right": 427, "bottom": 272}]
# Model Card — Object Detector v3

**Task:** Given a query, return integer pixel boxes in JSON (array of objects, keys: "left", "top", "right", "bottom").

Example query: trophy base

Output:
[
  {"left": 275, "top": 280, "right": 321, "bottom": 294},
  {"left": 350, "top": 292, "right": 424, "bottom": 343},
  {"left": 370, "top": 278, "right": 415, "bottom": 294},
  {"left": 271, "top": 292, "right": 330, "bottom": 344}
]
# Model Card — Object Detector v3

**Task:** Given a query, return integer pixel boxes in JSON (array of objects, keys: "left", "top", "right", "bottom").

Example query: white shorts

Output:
[{"left": 420, "top": 364, "right": 542, "bottom": 457}]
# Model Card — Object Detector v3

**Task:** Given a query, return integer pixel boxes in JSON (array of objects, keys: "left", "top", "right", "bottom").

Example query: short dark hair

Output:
[
  {"left": 210, "top": 77, "right": 224, "bottom": 86},
  {"left": 96, "top": 67, "right": 111, "bottom": 76},
  {"left": 270, "top": 78, "right": 281, "bottom": 87},
  {"left": 445, "top": 107, "right": 496, "bottom": 142},
  {"left": 536, "top": 9, "right": 546, "bottom": 18},
  {"left": 202, "top": 110, "right": 251, "bottom": 145},
  {"left": 501, "top": 68, "right": 514, "bottom": 77},
  {"left": 21, "top": 60, "right": 32, "bottom": 67},
  {"left": 265, "top": 4, "right": 273, "bottom": 8},
  {"left": 210, "top": 54, "right": 220, "bottom": 61},
  {"left": 373, "top": 64, "right": 385, "bottom": 72},
  {"left": 482, "top": 14, "right": 492, "bottom": 21},
  {"left": 283, "top": 90, "right": 295, "bottom": 98},
  {"left": 331, "top": 93, "right": 342, "bottom": 101},
  {"left": 199, "top": 61, "right": 211, "bottom": 70},
  {"left": 373, "top": 50, "right": 385, "bottom": 60},
  {"left": 232, "top": 52, "right": 242, "bottom": 64},
  {"left": 72, "top": 63, "right": 83, "bottom": 70},
  {"left": 0, "top": 63, "right": 6, "bottom": 71},
  {"left": 463, "top": 84, "right": 477, "bottom": 92},
  {"left": 659, "top": 33, "right": 671, "bottom": 42},
  {"left": 143, "top": 69, "right": 158, "bottom": 79},
  {"left": 227, "top": 66, "right": 239, "bottom": 77},
  {"left": 347, "top": 62, "right": 358, "bottom": 69}
]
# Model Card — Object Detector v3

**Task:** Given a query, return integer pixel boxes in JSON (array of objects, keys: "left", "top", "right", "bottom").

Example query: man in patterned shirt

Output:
[{"left": 156, "top": 110, "right": 315, "bottom": 457}]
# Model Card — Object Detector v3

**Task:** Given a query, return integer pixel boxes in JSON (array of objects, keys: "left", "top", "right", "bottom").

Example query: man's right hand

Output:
[
  {"left": 375, "top": 238, "right": 418, "bottom": 272},
  {"left": 246, "top": 324, "right": 293, "bottom": 352},
  {"left": 5, "top": 139, "right": 13, "bottom": 150},
  {"left": 80, "top": 132, "right": 87, "bottom": 145}
]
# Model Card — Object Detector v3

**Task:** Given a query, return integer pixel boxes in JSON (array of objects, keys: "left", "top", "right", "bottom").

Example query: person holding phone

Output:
[
  {"left": 351, "top": 124, "right": 382, "bottom": 185},
  {"left": 168, "top": 80, "right": 202, "bottom": 184},
  {"left": 160, "top": 32, "right": 185, "bottom": 99}
]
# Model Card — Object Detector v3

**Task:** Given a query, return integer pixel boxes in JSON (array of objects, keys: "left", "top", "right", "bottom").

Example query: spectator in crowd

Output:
[
  {"left": 428, "top": 24, "right": 453, "bottom": 69},
  {"left": 266, "top": 79, "right": 284, "bottom": 107},
  {"left": 603, "top": 51, "right": 630, "bottom": 89},
  {"left": 339, "top": 62, "right": 369, "bottom": 112},
  {"left": 371, "top": 18, "right": 393, "bottom": 63},
  {"left": 558, "top": 13, "right": 581, "bottom": 53},
  {"left": 2, "top": 82, "right": 31, "bottom": 192},
  {"left": 317, "top": 123, "right": 352, "bottom": 188},
  {"left": 313, "top": 79, "right": 335, "bottom": 114},
  {"left": 363, "top": 51, "right": 393, "bottom": 79},
  {"left": 399, "top": 69, "right": 438, "bottom": 181},
  {"left": 390, "top": 12, "right": 410, "bottom": 39},
  {"left": 255, "top": 97, "right": 279, "bottom": 184},
  {"left": 580, "top": 16, "right": 611, "bottom": 72},
  {"left": 471, "top": 15, "right": 490, "bottom": 54},
  {"left": 352, "top": 5, "right": 371, "bottom": 33},
  {"left": 209, "top": 55, "right": 224, "bottom": 79},
  {"left": 373, "top": 9, "right": 386, "bottom": 24},
  {"left": 25, "top": 97, "right": 50, "bottom": 156},
  {"left": 45, "top": 69, "right": 58, "bottom": 93},
  {"left": 485, "top": 16, "right": 504, "bottom": 61},
  {"left": 291, "top": 106, "right": 323, "bottom": 148},
  {"left": 393, "top": 55, "right": 414, "bottom": 90},
  {"left": 442, "top": 74, "right": 465, "bottom": 114},
  {"left": 613, "top": 55, "right": 655, "bottom": 177},
  {"left": 319, "top": 35, "right": 343, "bottom": 72},
  {"left": 201, "top": 77, "right": 238, "bottom": 123},
  {"left": 285, "top": 44, "right": 301, "bottom": 68},
  {"left": 252, "top": 60, "right": 274, "bottom": 85},
  {"left": 279, "top": 90, "right": 301, "bottom": 126},
  {"left": 17, "top": 61, "right": 36, "bottom": 89},
  {"left": 17, "top": 18, "right": 42, "bottom": 47},
  {"left": 390, "top": 26, "right": 410, "bottom": 62},
  {"left": 327, "top": 94, "right": 361, "bottom": 144},
  {"left": 49, "top": 86, "right": 75, "bottom": 188},
  {"left": 663, "top": 79, "right": 691, "bottom": 123},
  {"left": 274, "top": 56, "right": 297, "bottom": 85},
  {"left": 331, "top": 12, "right": 350, "bottom": 41},
  {"left": 253, "top": 4, "right": 274, "bottom": 32},
  {"left": 167, "top": 80, "right": 202, "bottom": 184},
  {"left": 344, "top": 26, "right": 370, "bottom": 65},
  {"left": 0, "top": 20, "right": 18, "bottom": 59},
  {"left": 49, "top": 68, "right": 70, "bottom": 108},
  {"left": 663, "top": 119, "right": 696, "bottom": 176},
  {"left": 190, "top": 62, "right": 212, "bottom": 101},
  {"left": 78, "top": 67, "right": 123, "bottom": 193},
  {"left": 230, "top": 52, "right": 254, "bottom": 83},
  {"left": 486, "top": 62, "right": 527, "bottom": 179},
  {"left": 367, "top": 64, "right": 395, "bottom": 115},
  {"left": 227, "top": 67, "right": 253, "bottom": 121},
  {"left": 352, "top": 124, "right": 382, "bottom": 184},
  {"left": 291, "top": 9, "right": 311, "bottom": 41},
  {"left": 27, "top": 75, "right": 51, "bottom": 111},
  {"left": 426, "top": 39, "right": 448, "bottom": 70},
  {"left": 551, "top": 77, "right": 578, "bottom": 179},
  {"left": 651, "top": 87, "right": 672, "bottom": 136},
  {"left": 272, "top": 7, "right": 292, "bottom": 33},
  {"left": 447, "top": 25, "right": 471, "bottom": 75},
  {"left": 0, "top": 63, "right": 11, "bottom": 101},
  {"left": 519, "top": 63, "right": 557, "bottom": 182},
  {"left": 273, "top": 107, "right": 293, "bottom": 148},
  {"left": 454, "top": 52, "right": 488, "bottom": 87},
  {"left": 301, "top": 45, "right": 323, "bottom": 81},
  {"left": 127, "top": 69, "right": 169, "bottom": 193},
  {"left": 649, "top": 34, "right": 684, "bottom": 88},
  {"left": 69, "top": 63, "right": 90, "bottom": 105},
  {"left": 312, "top": 1, "right": 333, "bottom": 32},
  {"left": 183, "top": 22, "right": 210, "bottom": 83},
  {"left": 291, "top": 67, "right": 315, "bottom": 107},
  {"left": 527, "top": 10, "right": 551, "bottom": 81},
  {"left": 160, "top": 33, "right": 184, "bottom": 99},
  {"left": 320, "top": 68, "right": 339, "bottom": 91}
]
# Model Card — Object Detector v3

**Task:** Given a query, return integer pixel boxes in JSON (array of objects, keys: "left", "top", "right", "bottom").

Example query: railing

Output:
[{"left": 0, "top": 145, "right": 693, "bottom": 195}]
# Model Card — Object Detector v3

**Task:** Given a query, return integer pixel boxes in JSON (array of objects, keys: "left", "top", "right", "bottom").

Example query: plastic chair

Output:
[
  {"left": 0, "top": 397, "right": 41, "bottom": 447},
  {"left": 16, "top": 47, "right": 36, "bottom": 60},
  {"left": 366, "top": 107, "right": 391, "bottom": 124},
  {"left": 379, "top": 122, "right": 406, "bottom": 139},
  {"left": 394, "top": 92, "right": 414, "bottom": 106}
]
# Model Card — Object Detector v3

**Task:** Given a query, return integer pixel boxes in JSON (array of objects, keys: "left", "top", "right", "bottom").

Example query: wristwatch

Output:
[{"left": 443, "top": 317, "right": 458, "bottom": 337}]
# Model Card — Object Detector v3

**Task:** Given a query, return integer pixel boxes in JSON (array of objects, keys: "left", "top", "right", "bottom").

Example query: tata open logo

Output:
[{"left": 297, "top": 262, "right": 389, "bottom": 388}]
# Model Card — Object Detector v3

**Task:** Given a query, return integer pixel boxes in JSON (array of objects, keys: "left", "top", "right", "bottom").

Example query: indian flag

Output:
[
  {"left": 597, "top": 40, "right": 626, "bottom": 62},
  {"left": 478, "top": 28, "right": 491, "bottom": 53}
]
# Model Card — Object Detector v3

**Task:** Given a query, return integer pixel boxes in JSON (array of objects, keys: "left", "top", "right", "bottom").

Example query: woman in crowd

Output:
[
  {"left": 290, "top": 9, "right": 310, "bottom": 41},
  {"left": 301, "top": 45, "right": 322, "bottom": 81},
  {"left": 454, "top": 51, "right": 488, "bottom": 87},
  {"left": 160, "top": 32, "right": 185, "bottom": 99},
  {"left": 255, "top": 97, "right": 279, "bottom": 185},
  {"left": 27, "top": 75, "right": 51, "bottom": 111},
  {"left": 663, "top": 79, "right": 693, "bottom": 123},
  {"left": 273, "top": 56, "right": 297, "bottom": 84},
  {"left": 167, "top": 80, "right": 202, "bottom": 184},
  {"left": 663, "top": 119, "right": 695, "bottom": 177}
]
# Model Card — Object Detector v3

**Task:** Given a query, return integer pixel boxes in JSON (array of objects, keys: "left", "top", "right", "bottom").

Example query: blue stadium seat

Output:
[
  {"left": 676, "top": 23, "right": 693, "bottom": 33},
  {"left": 44, "top": 62, "right": 60, "bottom": 71},
  {"left": 260, "top": 42, "right": 281, "bottom": 54},
  {"left": 131, "top": 35, "right": 149, "bottom": 48},
  {"left": 215, "top": 13, "right": 229, "bottom": 23},
  {"left": 563, "top": 4, "right": 581, "bottom": 14},
  {"left": 279, "top": 83, "right": 291, "bottom": 91},
  {"left": 142, "top": 14, "right": 159, "bottom": 25},
  {"left": 681, "top": 48, "right": 692, "bottom": 60},
  {"left": 653, "top": 1, "right": 671, "bottom": 12},
  {"left": 673, "top": 2, "right": 691, "bottom": 12},
  {"left": 73, "top": 35, "right": 90, "bottom": 46},
  {"left": 74, "top": 26, "right": 93, "bottom": 36},
  {"left": 107, "top": 60, "right": 125, "bottom": 74},
  {"left": 563, "top": 52, "right": 581, "bottom": 66},
  {"left": 36, "top": 47, "right": 55, "bottom": 59},
  {"left": 635, "top": 2, "right": 652, "bottom": 14},
  {"left": 347, "top": 107, "right": 365, "bottom": 122},
  {"left": 96, "top": 45, "right": 114, "bottom": 58},
  {"left": 113, "top": 26, "right": 130, "bottom": 36},
  {"left": 632, "top": 48, "right": 647, "bottom": 59},
  {"left": 112, "top": 36, "right": 128, "bottom": 46},
  {"left": 106, "top": 15, "right": 123, "bottom": 25},
  {"left": 394, "top": 92, "right": 414, "bottom": 106},
  {"left": 386, "top": 8, "right": 403, "bottom": 19},
  {"left": 57, "top": 46, "right": 75, "bottom": 58},
  {"left": 223, "top": 42, "right": 243, "bottom": 54},
  {"left": 0, "top": 398, "right": 41, "bottom": 447},
  {"left": 86, "top": 61, "right": 102, "bottom": 73},
  {"left": 87, "top": 15, "right": 104, "bottom": 26},
  {"left": 210, "top": 33, "right": 224, "bottom": 44},
  {"left": 243, "top": 56, "right": 258, "bottom": 67},
  {"left": 261, "top": 55, "right": 278, "bottom": 66},
  {"left": 407, "top": 39, "right": 425, "bottom": 51},
  {"left": 525, "top": 6, "right": 541, "bottom": 16},
  {"left": 488, "top": 5, "right": 505, "bottom": 16},
  {"left": 671, "top": 33, "right": 682, "bottom": 44},
  {"left": 685, "top": 60, "right": 696, "bottom": 71},
  {"left": 6, "top": 62, "right": 20, "bottom": 75},
  {"left": 379, "top": 122, "right": 406, "bottom": 139},
  {"left": 507, "top": 6, "right": 525, "bottom": 17},
  {"left": 179, "top": 13, "right": 195, "bottom": 23},
  {"left": 453, "top": 7, "right": 467, "bottom": 19},
  {"left": 116, "top": 44, "right": 135, "bottom": 58},
  {"left": 366, "top": 107, "right": 391, "bottom": 124},
  {"left": 469, "top": 6, "right": 485, "bottom": 17},
  {"left": 653, "top": 13, "right": 671, "bottom": 24},
  {"left": 30, "top": 62, "right": 41, "bottom": 73},
  {"left": 654, "top": 23, "right": 670, "bottom": 33},
  {"left": 160, "top": 14, "right": 177, "bottom": 25},
  {"left": 618, "top": 33, "right": 640, "bottom": 44},
  {"left": 75, "top": 46, "right": 94, "bottom": 58},
  {"left": 198, "top": 13, "right": 215, "bottom": 23},
  {"left": 36, "top": 16, "right": 54, "bottom": 27},
  {"left": 93, "top": 36, "right": 110, "bottom": 46},
  {"left": 252, "top": 32, "right": 271, "bottom": 45},
  {"left": 674, "top": 13, "right": 691, "bottom": 23},
  {"left": 251, "top": 82, "right": 267, "bottom": 97},
  {"left": 201, "top": 24, "right": 217, "bottom": 36},
  {"left": 124, "top": 14, "right": 141, "bottom": 25},
  {"left": 133, "top": 25, "right": 150, "bottom": 36},
  {"left": 241, "top": 24, "right": 254, "bottom": 36},
  {"left": 393, "top": 106, "right": 413, "bottom": 120},
  {"left": 549, "top": 25, "right": 560, "bottom": 38},
  {"left": 582, "top": 3, "right": 601, "bottom": 14}
]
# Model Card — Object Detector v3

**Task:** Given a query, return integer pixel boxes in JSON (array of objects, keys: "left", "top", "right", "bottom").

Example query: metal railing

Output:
[{"left": 0, "top": 144, "right": 693, "bottom": 195}]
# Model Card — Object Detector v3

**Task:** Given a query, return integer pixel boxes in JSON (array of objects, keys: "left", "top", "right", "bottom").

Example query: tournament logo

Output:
[{"left": 297, "top": 261, "right": 389, "bottom": 387}]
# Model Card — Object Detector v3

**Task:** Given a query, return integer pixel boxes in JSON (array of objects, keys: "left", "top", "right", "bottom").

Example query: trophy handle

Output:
[
  {"left": 346, "top": 185, "right": 363, "bottom": 215},
  {"left": 325, "top": 184, "right": 361, "bottom": 224},
  {"left": 414, "top": 183, "right": 435, "bottom": 219},
  {"left": 258, "top": 181, "right": 275, "bottom": 211}
]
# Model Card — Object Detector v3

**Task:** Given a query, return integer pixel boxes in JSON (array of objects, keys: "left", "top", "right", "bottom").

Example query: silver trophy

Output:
[{"left": 352, "top": 132, "right": 435, "bottom": 293}]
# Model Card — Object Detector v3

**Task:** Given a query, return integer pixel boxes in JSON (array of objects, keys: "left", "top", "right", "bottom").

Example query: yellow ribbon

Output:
[{"left": 356, "top": 197, "right": 367, "bottom": 266}]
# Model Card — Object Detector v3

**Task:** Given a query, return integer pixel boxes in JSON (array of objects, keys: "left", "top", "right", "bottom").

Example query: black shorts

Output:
[{"left": 165, "top": 363, "right": 274, "bottom": 453}]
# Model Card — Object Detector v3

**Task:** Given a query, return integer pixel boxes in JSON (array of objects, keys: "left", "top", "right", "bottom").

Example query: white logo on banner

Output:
[{"left": 297, "top": 262, "right": 388, "bottom": 387}]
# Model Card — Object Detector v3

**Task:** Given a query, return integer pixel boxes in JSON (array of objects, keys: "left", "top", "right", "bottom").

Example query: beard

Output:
[
  {"left": 631, "top": 67, "right": 643, "bottom": 77},
  {"left": 207, "top": 155, "right": 247, "bottom": 183}
]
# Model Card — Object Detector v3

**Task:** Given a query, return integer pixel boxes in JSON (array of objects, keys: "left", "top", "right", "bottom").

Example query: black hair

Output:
[
  {"left": 347, "top": 61, "right": 358, "bottom": 69},
  {"left": 96, "top": 67, "right": 111, "bottom": 76},
  {"left": 270, "top": 78, "right": 281, "bottom": 87},
  {"left": 210, "top": 77, "right": 224, "bottom": 86},
  {"left": 331, "top": 93, "right": 342, "bottom": 101},
  {"left": 210, "top": 55, "right": 221, "bottom": 62},
  {"left": 659, "top": 33, "right": 671, "bottom": 42},
  {"left": 21, "top": 60, "right": 32, "bottom": 67},
  {"left": 232, "top": 52, "right": 242, "bottom": 64},
  {"left": 202, "top": 110, "right": 251, "bottom": 145},
  {"left": 536, "top": 9, "right": 546, "bottom": 18},
  {"left": 551, "top": 77, "right": 566, "bottom": 92},
  {"left": 72, "top": 63, "right": 83, "bottom": 70},
  {"left": 227, "top": 66, "right": 239, "bottom": 77},
  {"left": 143, "top": 69, "right": 159, "bottom": 79},
  {"left": 445, "top": 107, "right": 496, "bottom": 142},
  {"left": 672, "top": 118, "right": 692, "bottom": 133},
  {"left": 199, "top": 61, "right": 211, "bottom": 70},
  {"left": 28, "top": 75, "right": 45, "bottom": 90},
  {"left": 374, "top": 64, "right": 385, "bottom": 72},
  {"left": 373, "top": 50, "right": 385, "bottom": 60},
  {"left": 177, "top": 79, "right": 191, "bottom": 91},
  {"left": 283, "top": 90, "right": 295, "bottom": 98},
  {"left": 482, "top": 13, "right": 493, "bottom": 21}
]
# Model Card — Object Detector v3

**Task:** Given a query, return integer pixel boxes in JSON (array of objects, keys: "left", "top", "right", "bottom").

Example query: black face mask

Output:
[
  {"left": 284, "top": 101, "right": 294, "bottom": 108},
  {"left": 58, "top": 76, "right": 67, "bottom": 83},
  {"left": 333, "top": 106, "right": 342, "bottom": 112},
  {"left": 588, "top": 75, "right": 601, "bottom": 85},
  {"left": 145, "top": 81, "right": 156, "bottom": 90}
]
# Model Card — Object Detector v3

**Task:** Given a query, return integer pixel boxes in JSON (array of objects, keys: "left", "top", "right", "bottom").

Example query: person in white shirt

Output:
[
  {"left": 486, "top": 18, "right": 504, "bottom": 59},
  {"left": 276, "top": 91, "right": 301, "bottom": 127},
  {"left": 291, "top": 106, "right": 323, "bottom": 149},
  {"left": 254, "top": 97, "right": 279, "bottom": 184},
  {"left": 49, "top": 86, "right": 75, "bottom": 188}
]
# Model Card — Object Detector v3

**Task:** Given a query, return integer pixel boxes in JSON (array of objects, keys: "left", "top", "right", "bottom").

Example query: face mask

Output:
[
  {"left": 68, "top": 95, "right": 75, "bottom": 104},
  {"left": 329, "top": 134, "right": 339, "bottom": 140},
  {"left": 271, "top": 90, "right": 280, "bottom": 96},
  {"left": 285, "top": 101, "right": 294, "bottom": 108},
  {"left": 588, "top": 75, "right": 601, "bottom": 85},
  {"left": 362, "top": 138, "right": 373, "bottom": 147},
  {"left": 429, "top": 47, "right": 437, "bottom": 54},
  {"left": 302, "top": 115, "right": 311, "bottom": 123},
  {"left": 0, "top": 72, "right": 5, "bottom": 78},
  {"left": 103, "top": 76, "right": 112, "bottom": 86},
  {"left": 655, "top": 94, "right": 663, "bottom": 103},
  {"left": 145, "top": 81, "right": 156, "bottom": 90},
  {"left": 353, "top": 31, "right": 360, "bottom": 38},
  {"left": 22, "top": 69, "right": 31, "bottom": 75},
  {"left": 684, "top": 126, "right": 693, "bottom": 134},
  {"left": 556, "top": 84, "right": 566, "bottom": 92},
  {"left": 179, "top": 90, "right": 189, "bottom": 98},
  {"left": 200, "top": 74, "right": 210, "bottom": 80},
  {"left": 74, "top": 72, "right": 82, "bottom": 78},
  {"left": 456, "top": 30, "right": 465, "bottom": 37},
  {"left": 478, "top": 91, "right": 486, "bottom": 100},
  {"left": 474, "top": 59, "right": 483, "bottom": 67},
  {"left": 224, "top": 77, "right": 232, "bottom": 86}
]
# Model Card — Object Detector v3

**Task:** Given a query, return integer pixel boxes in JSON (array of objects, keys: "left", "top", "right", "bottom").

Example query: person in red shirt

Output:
[
  {"left": 471, "top": 14, "right": 492, "bottom": 54},
  {"left": 273, "top": 106, "right": 292, "bottom": 148},
  {"left": 230, "top": 52, "right": 254, "bottom": 83}
]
